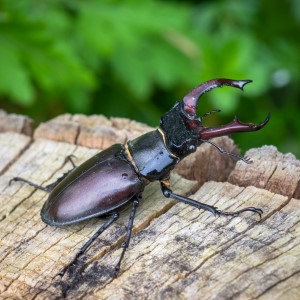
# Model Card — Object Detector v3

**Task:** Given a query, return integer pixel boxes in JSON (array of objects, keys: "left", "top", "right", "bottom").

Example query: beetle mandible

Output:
[{"left": 11, "top": 78, "right": 270, "bottom": 276}]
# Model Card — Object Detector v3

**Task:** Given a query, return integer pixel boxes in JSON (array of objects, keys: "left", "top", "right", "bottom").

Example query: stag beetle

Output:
[{"left": 11, "top": 78, "right": 269, "bottom": 276}]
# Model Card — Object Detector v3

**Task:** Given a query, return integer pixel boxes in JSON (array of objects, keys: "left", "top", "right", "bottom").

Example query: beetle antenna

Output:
[
  {"left": 199, "top": 138, "right": 252, "bottom": 164},
  {"left": 200, "top": 109, "right": 221, "bottom": 121}
]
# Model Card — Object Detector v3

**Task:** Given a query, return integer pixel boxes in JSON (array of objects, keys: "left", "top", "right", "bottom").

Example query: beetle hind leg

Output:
[
  {"left": 113, "top": 197, "right": 139, "bottom": 277},
  {"left": 59, "top": 198, "right": 139, "bottom": 278},
  {"left": 59, "top": 212, "right": 119, "bottom": 277}
]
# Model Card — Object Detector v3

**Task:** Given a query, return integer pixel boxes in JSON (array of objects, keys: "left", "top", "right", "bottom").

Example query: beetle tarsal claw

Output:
[
  {"left": 242, "top": 156, "right": 253, "bottom": 164},
  {"left": 214, "top": 206, "right": 263, "bottom": 219},
  {"left": 113, "top": 266, "right": 120, "bottom": 278}
]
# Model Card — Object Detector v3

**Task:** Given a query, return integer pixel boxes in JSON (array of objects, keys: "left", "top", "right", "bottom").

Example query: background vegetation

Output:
[{"left": 1, "top": 0, "right": 299, "bottom": 157}]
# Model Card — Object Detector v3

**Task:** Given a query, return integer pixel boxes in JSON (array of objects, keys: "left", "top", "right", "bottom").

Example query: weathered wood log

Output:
[
  {"left": 228, "top": 146, "right": 300, "bottom": 199},
  {"left": 0, "top": 112, "right": 299, "bottom": 299},
  {"left": 0, "top": 109, "right": 33, "bottom": 136}
]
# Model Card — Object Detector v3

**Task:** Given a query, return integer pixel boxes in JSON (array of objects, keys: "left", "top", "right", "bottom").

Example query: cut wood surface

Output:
[
  {"left": 0, "top": 113, "right": 299, "bottom": 299},
  {"left": 0, "top": 110, "right": 33, "bottom": 136}
]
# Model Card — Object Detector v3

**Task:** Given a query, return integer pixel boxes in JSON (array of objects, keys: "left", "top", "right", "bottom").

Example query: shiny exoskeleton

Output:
[{"left": 11, "top": 78, "right": 270, "bottom": 277}]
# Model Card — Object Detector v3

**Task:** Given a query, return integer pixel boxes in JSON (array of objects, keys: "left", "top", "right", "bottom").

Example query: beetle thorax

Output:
[{"left": 126, "top": 130, "right": 178, "bottom": 182}]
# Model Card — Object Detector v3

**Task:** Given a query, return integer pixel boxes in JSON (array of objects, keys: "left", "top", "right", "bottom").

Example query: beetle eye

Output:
[{"left": 188, "top": 145, "right": 196, "bottom": 153}]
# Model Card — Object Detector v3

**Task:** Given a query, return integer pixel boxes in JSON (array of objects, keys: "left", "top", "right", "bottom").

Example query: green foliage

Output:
[{"left": 0, "top": 0, "right": 299, "bottom": 157}]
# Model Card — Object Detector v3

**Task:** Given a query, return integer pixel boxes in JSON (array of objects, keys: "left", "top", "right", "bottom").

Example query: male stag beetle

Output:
[{"left": 11, "top": 78, "right": 270, "bottom": 276}]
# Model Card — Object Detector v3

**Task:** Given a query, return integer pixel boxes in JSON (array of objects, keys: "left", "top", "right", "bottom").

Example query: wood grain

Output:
[
  {"left": 228, "top": 146, "right": 300, "bottom": 199},
  {"left": 0, "top": 112, "right": 299, "bottom": 299}
]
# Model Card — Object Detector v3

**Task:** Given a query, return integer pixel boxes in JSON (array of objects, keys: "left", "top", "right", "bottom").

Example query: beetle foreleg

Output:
[
  {"left": 114, "top": 197, "right": 139, "bottom": 277},
  {"left": 59, "top": 212, "right": 119, "bottom": 277},
  {"left": 160, "top": 181, "right": 262, "bottom": 219}
]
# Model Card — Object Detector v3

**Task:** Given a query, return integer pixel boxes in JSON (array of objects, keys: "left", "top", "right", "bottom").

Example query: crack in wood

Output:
[
  {"left": 74, "top": 125, "right": 81, "bottom": 145},
  {"left": 253, "top": 268, "right": 300, "bottom": 299},
  {"left": 0, "top": 136, "right": 32, "bottom": 177}
]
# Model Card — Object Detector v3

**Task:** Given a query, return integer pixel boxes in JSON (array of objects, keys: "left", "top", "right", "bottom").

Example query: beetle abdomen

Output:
[{"left": 41, "top": 144, "right": 143, "bottom": 226}]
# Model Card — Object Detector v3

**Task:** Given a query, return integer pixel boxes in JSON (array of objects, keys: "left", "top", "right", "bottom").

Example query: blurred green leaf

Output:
[
  {"left": 0, "top": 0, "right": 299, "bottom": 157},
  {"left": 0, "top": 40, "right": 34, "bottom": 105}
]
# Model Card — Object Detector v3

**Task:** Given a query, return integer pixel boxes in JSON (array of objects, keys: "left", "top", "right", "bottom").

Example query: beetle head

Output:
[{"left": 160, "top": 78, "right": 270, "bottom": 159}]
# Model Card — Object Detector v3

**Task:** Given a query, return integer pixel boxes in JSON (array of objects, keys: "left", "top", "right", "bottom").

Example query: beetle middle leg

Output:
[
  {"left": 9, "top": 154, "right": 77, "bottom": 192},
  {"left": 160, "top": 180, "right": 262, "bottom": 218}
]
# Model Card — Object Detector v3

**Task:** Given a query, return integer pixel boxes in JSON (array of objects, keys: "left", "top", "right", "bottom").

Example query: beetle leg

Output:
[
  {"left": 9, "top": 154, "right": 78, "bottom": 192},
  {"left": 161, "top": 181, "right": 217, "bottom": 215},
  {"left": 161, "top": 179, "right": 217, "bottom": 213},
  {"left": 200, "top": 109, "right": 221, "bottom": 121},
  {"left": 45, "top": 154, "right": 77, "bottom": 190},
  {"left": 59, "top": 212, "right": 119, "bottom": 277},
  {"left": 214, "top": 207, "right": 263, "bottom": 218},
  {"left": 114, "top": 197, "right": 139, "bottom": 277},
  {"left": 64, "top": 154, "right": 77, "bottom": 169},
  {"left": 9, "top": 177, "right": 49, "bottom": 192},
  {"left": 160, "top": 181, "right": 262, "bottom": 219}
]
